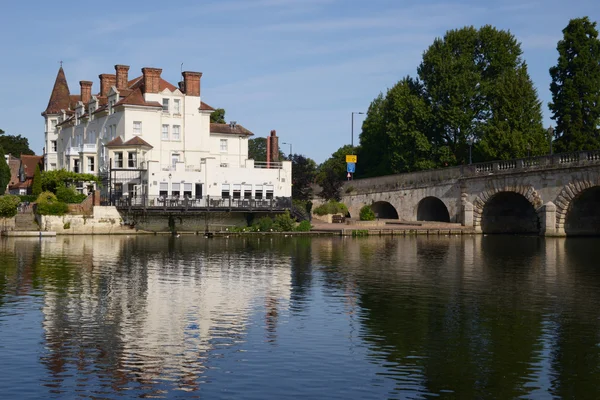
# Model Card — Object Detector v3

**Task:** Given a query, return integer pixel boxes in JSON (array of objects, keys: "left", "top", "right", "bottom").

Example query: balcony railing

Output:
[
  {"left": 80, "top": 143, "right": 97, "bottom": 152},
  {"left": 254, "top": 161, "right": 284, "bottom": 169}
]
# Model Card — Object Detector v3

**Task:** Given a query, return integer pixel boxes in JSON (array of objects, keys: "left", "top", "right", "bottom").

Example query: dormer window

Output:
[
  {"left": 109, "top": 99, "right": 116, "bottom": 114},
  {"left": 162, "top": 98, "right": 169, "bottom": 113}
]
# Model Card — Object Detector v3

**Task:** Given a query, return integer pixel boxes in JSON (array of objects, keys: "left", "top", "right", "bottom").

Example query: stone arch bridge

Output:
[{"left": 339, "top": 150, "right": 600, "bottom": 236}]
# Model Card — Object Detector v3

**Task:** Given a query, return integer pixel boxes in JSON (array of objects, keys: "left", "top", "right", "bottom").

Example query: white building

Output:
[{"left": 42, "top": 65, "right": 291, "bottom": 205}]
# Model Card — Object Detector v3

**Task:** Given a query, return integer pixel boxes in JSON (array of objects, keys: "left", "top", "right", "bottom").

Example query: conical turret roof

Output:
[{"left": 42, "top": 67, "right": 71, "bottom": 116}]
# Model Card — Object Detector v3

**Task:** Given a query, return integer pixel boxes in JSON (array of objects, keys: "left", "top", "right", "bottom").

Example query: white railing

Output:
[
  {"left": 80, "top": 143, "right": 97, "bottom": 152},
  {"left": 254, "top": 161, "right": 283, "bottom": 169}
]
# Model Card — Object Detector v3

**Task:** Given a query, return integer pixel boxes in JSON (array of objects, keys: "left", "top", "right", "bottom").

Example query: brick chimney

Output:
[
  {"left": 269, "top": 130, "right": 279, "bottom": 162},
  {"left": 115, "top": 64, "right": 130, "bottom": 90},
  {"left": 99, "top": 74, "right": 116, "bottom": 96},
  {"left": 142, "top": 67, "right": 162, "bottom": 94},
  {"left": 181, "top": 71, "right": 202, "bottom": 96},
  {"left": 80, "top": 81, "right": 93, "bottom": 104}
]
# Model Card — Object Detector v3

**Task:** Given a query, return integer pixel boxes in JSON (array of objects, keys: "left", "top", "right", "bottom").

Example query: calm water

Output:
[{"left": 1, "top": 234, "right": 600, "bottom": 399}]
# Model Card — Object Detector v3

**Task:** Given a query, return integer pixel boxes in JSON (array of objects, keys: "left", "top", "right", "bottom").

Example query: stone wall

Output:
[{"left": 38, "top": 206, "right": 135, "bottom": 235}]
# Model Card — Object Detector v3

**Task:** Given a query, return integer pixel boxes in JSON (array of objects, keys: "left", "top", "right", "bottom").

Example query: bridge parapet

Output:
[{"left": 345, "top": 150, "right": 600, "bottom": 195}]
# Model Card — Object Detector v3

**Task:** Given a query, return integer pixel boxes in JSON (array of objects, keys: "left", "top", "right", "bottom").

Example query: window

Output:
[
  {"left": 254, "top": 185, "right": 263, "bottom": 199},
  {"left": 114, "top": 152, "right": 123, "bottom": 168},
  {"left": 87, "top": 156, "right": 95, "bottom": 172},
  {"left": 114, "top": 183, "right": 123, "bottom": 198},
  {"left": 195, "top": 183, "right": 202, "bottom": 199},
  {"left": 220, "top": 139, "right": 228, "bottom": 152},
  {"left": 51, "top": 140, "right": 57, "bottom": 152},
  {"left": 88, "top": 131, "right": 96, "bottom": 143},
  {"left": 128, "top": 183, "right": 136, "bottom": 199},
  {"left": 221, "top": 184, "right": 230, "bottom": 199},
  {"left": 50, "top": 119, "right": 57, "bottom": 130},
  {"left": 128, "top": 152, "right": 137, "bottom": 168},
  {"left": 162, "top": 98, "right": 169, "bottom": 112},
  {"left": 184, "top": 183, "right": 192, "bottom": 198},
  {"left": 133, "top": 121, "right": 142, "bottom": 135},
  {"left": 173, "top": 99, "right": 180, "bottom": 114},
  {"left": 233, "top": 184, "right": 241, "bottom": 199},
  {"left": 171, "top": 153, "right": 180, "bottom": 169},
  {"left": 172, "top": 125, "right": 180, "bottom": 141},
  {"left": 243, "top": 185, "right": 252, "bottom": 199},
  {"left": 220, "top": 163, "right": 228, "bottom": 168},
  {"left": 159, "top": 182, "right": 168, "bottom": 197},
  {"left": 73, "top": 159, "right": 80, "bottom": 173},
  {"left": 109, "top": 99, "right": 115, "bottom": 114},
  {"left": 162, "top": 124, "right": 169, "bottom": 140},
  {"left": 171, "top": 183, "right": 180, "bottom": 197},
  {"left": 266, "top": 185, "right": 274, "bottom": 199}
]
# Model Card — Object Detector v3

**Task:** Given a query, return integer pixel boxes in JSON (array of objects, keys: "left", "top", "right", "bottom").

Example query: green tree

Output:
[
  {"left": 316, "top": 145, "right": 354, "bottom": 201},
  {"left": 418, "top": 25, "right": 544, "bottom": 164},
  {"left": 0, "top": 130, "right": 34, "bottom": 156},
  {"left": 248, "top": 137, "right": 285, "bottom": 162},
  {"left": 210, "top": 108, "right": 226, "bottom": 124},
  {"left": 549, "top": 17, "right": 600, "bottom": 152},
  {"left": 32, "top": 165, "right": 42, "bottom": 197},
  {"left": 358, "top": 77, "right": 435, "bottom": 177},
  {"left": 290, "top": 154, "right": 317, "bottom": 200},
  {"left": 0, "top": 148, "right": 11, "bottom": 195},
  {"left": 41, "top": 170, "right": 99, "bottom": 194}
]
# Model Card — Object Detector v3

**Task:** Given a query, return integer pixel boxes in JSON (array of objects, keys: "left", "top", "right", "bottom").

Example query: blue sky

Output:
[{"left": 0, "top": 0, "right": 598, "bottom": 163}]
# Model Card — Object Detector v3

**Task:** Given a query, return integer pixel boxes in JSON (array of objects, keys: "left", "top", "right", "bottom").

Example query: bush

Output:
[
  {"left": 36, "top": 191, "right": 69, "bottom": 216},
  {"left": 359, "top": 205, "right": 376, "bottom": 221},
  {"left": 56, "top": 185, "right": 87, "bottom": 204},
  {"left": 295, "top": 220, "right": 312, "bottom": 232},
  {"left": 313, "top": 201, "right": 348, "bottom": 216},
  {"left": 273, "top": 211, "right": 296, "bottom": 232},
  {"left": 254, "top": 216, "right": 274, "bottom": 232},
  {"left": 0, "top": 195, "right": 21, "bottom": 218},
  {"left": 18, "top": 195, "right": 37, "bottom": 203}
]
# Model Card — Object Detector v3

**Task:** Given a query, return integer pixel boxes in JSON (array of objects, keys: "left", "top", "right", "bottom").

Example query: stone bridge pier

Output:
[{"left": 337, "top": 151, "right": 600, "bottom": 237}]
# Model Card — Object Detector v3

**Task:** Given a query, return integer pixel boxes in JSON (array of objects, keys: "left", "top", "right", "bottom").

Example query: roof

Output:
[
  {"left": 43, "top": 67, "right": 71, "bottom": 116},
  {"left": 106, "top": 136, "right": 153, "bottom": 148},
  {"left": 128, "top": 75, "right": 178, "bottom": 92},
  {"left": 200, "top": 102, "right": 214, "bottom": 111},
  {"left": 20, "top": 155, "right": 44, "bottom": 179},
  {"left": 210, "top": 123, "right": 254, "bottom": 136},
  {"left": 8, "top": 156, "right": 20, "bottom": 189},
  {"left": 114, "top": 87, "right": 162, "bottom": 108}
]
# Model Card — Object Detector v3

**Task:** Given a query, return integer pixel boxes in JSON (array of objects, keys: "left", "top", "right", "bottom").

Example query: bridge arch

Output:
[
  {"left": 556, "top": 180, "right": 600, "bottom": 236},
  {"left": 370, "top": 201, "right": 399, "bottom": 219},
  {"left": 416, "top": 197, "right": 450, "bottom": 222},
  {"left": 473, "top": 184, "right": 543, "bottom": 234}
]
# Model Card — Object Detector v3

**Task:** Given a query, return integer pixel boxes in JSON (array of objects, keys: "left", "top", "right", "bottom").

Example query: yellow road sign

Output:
[{"left": 346, "top": 155, "right": 357, "bottom": 163}]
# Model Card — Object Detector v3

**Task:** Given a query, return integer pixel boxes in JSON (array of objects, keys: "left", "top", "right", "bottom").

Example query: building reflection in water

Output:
[{"left": 17, "top": 235, "right": 292, "bottom": 395}]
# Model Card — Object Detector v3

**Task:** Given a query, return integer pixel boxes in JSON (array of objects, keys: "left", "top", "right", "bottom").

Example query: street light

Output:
[
  {"left": 467, "top": 137, "right": 474, "bottom": 165},
  {"left": 351, "top": 112, "right": 364, "bottom": 148},
  {"left": 547, "top": 125, "right": 554, "bottom": 155},
  {"left": 282, "top": 142, "right": 292, "bottom": 160}
]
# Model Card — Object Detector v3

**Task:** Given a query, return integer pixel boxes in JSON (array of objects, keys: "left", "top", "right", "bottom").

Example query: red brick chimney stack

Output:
[
  {"left": 269, "top": 130, "right": 279, "bottom": 162},
  {"left": 142, "top": 67, "right": 162, "bottom": 94},
  {"left": 80, "top": 81, "right": 93, "bottom": 104},
  {"left": 115, "top": 65, "right": 130, "bottom": 90},
  {"left": 99, "top": 74, "right": 116, "bottom": 96},
  {"left": 181, "top": 71, "right": 202, "bottom": 96}
]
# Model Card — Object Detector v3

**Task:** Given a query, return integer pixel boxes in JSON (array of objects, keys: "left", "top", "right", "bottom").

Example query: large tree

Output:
[
  {"left": 0, "top": 147, "right": 10, "bottom": 195},
  {"left": 316, "top": 145, "right": 354, "bottom": 200},
  {"left": 549, "top": 17, "right": 600, "bottom": 152},
  {"left": 0, "top": 129, "right": 34, "bottom": 156},
  {"left": 358, "top": 77, "right": 435, "bottom": 177},
  {"left": 290, "top": 154, "right": 317, "bottom": 200},
  {"left": 210, "top": 108, "right": 226, "bottom": 124},
  {"left": 248, "top": 137, "right": 285, "bottom": 162},
  {"left": 418, "top": 25, "right": 546, "bottom": 164}
]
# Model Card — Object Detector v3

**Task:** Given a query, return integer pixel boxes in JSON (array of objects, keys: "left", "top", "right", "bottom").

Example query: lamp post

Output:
[
  {"left": 547, "top": 125, "right": 554, "bottom": 155},
  {"left": 468, "top": 137, "right": 474, "bottom": 165},
  {"left": 282, "top": 142, "right": 292, "bottom": 160},
  {"left": 351, "top": 112, "right": 364, "bottom": 148}
]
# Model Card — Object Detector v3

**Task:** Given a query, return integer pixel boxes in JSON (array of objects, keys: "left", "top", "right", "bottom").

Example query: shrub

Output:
[
  {"left": 313, "top": 201, "right": 348, "bottom": 216},
  {"left": 18, "top": 195, "right": 37, "bottom": 203},
  {"left": 295, "top": 220, "right": 312, "bottom": 232},
  {"left": 36, "top": 191, "right": 69, "bottom": 216},
  {"left": 359, "top": 205, "right": 376, "bottom": 221},
  {"left": 254, "top": 216, "right": 273, "bottom": 232},
  {"left": 56, "top": 184, "right": 87, "bottom": 204},
  {"left": 273, "top": 211, "right": 296, "bottom": 232},
  {"left": 0, "top": 195, "right": 21, "bottom": 218}
]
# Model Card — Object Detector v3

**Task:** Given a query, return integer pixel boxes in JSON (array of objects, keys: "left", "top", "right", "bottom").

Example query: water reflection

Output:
[{"left": 1, "top": 235, "right": 600, "bottom": 398}]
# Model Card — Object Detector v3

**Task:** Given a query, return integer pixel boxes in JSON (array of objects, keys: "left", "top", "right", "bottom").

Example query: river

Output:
[{"left": 0, "top": 235, "right": 599, "bottom": 399}]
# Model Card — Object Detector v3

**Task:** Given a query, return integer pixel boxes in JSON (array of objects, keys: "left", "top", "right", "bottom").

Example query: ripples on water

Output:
[{"left": 1, "top": 235, "right": 600, "bottom": 399}]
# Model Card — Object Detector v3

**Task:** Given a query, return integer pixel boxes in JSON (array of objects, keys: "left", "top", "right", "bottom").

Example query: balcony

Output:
[
  {"left": 65, "top": 147, "right": 80, "bottom": 156},
  {"left": 80, "top": 143, "right": 97, "bottom": 153}
]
